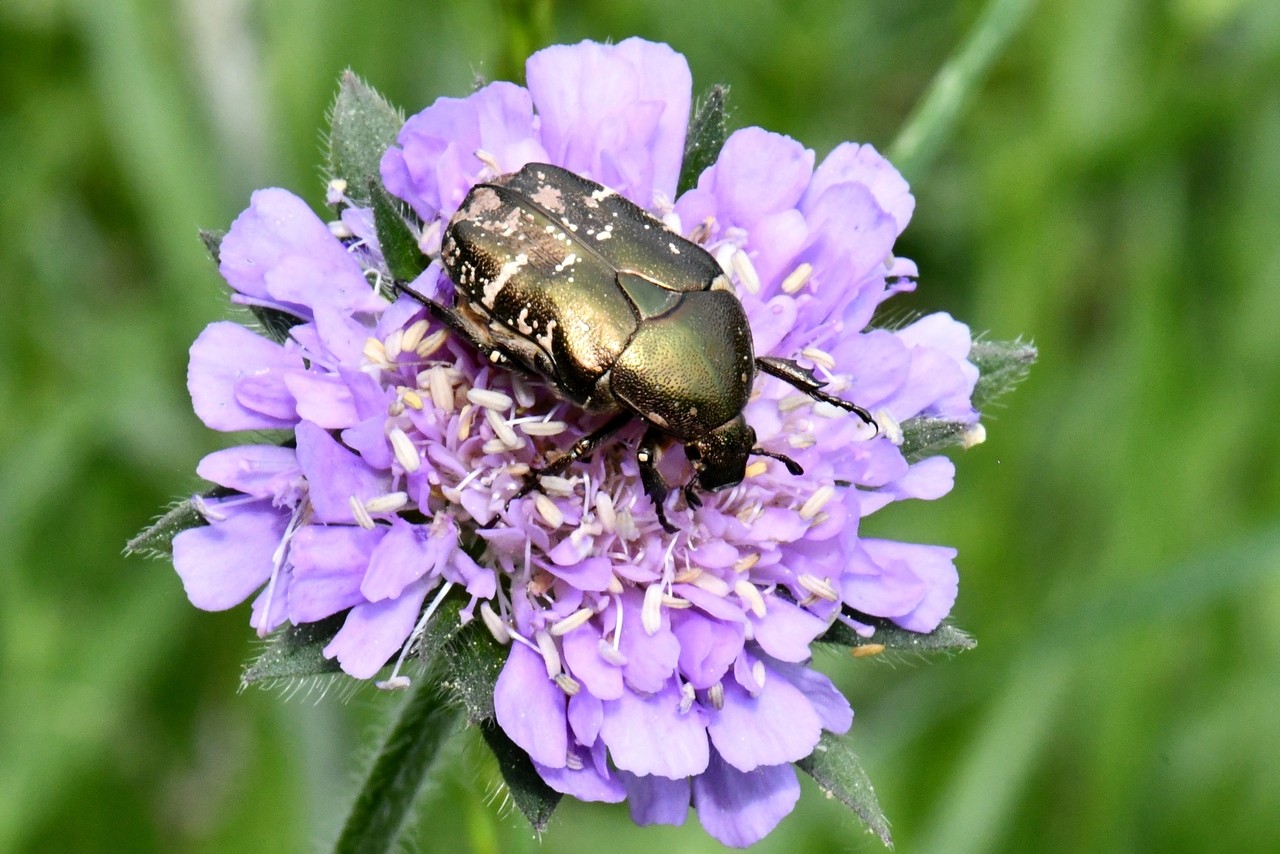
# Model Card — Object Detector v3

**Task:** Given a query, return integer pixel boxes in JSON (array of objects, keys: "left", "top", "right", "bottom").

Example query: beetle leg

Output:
[
  {"left": 637, "top": 427, "right": 677, "bottom": 534},
  {"left": 755, "top": 355, "right": 877, "bottom": 429},
  {"left": 398, "top": 283, "right": 513, "bottom": 367},
  {"left": 682, "top": 483, "right": 703, "bottom": 509},
  {"left": 513, "top": 412, "right": 632, "bottom": 501}
]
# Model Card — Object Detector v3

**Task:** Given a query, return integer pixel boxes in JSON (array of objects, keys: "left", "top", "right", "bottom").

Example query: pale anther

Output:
[
  {"left": 743, "top": 460, "right": 768, "bottom": 479},
  {"left": 415, "top": 328, "right": 448, "bottom": 359},
  {"left": 799, "top": 484, "right": 835, "bottom": 520},
  {"left": 733, "top": 553, "right": 760, "bottom": 573},
  {"left": 401, "top": 389, "right": 424, "bottom": 410},
  {"left": 801, "top": 346, "right": 836, "bottom": 371},
  {"left": 428, "top": 368, "right": 455, "bottom": 412},
  {"left": 641, "top": 583, "right": 664, "bottom": 635},
  {"left": 400, "top": 319, "right": 429, "bottom": 353},
  {"left": 467, "top": 387, "right": 513, "bottom": 411},
  {"left": 383, "top": 329, "right": 404, "bottom": 362},
  {"left": 389, "top": 428, "right": 420, "bottom": 473},
  {"left": 554, "top": 673, "right": 581, "bottom": 696},
  {"left": 781, "top": 262, "right": 814, "bottom": 294},
  {"left": 731, "top": 248, "right": 761, "bottom": 294},
  {"left": 734, "top": 579, "right": 767, "bottom": 618},
  {"left": 349, "top": 495, "right": 376, "bottom": 530},
  {"left": 364, "top": 492, "right": 408, "bottom": 515},
  {"left": 534, "top": 493, "right": 564, "bottom": 528},
  {"left": 480, "top": 602, "right": 511, "bottom": 644},
  {"left": 519, "top": 420, "right": 568, "bottom": 437},
  {"left": 797, "top": 572, "right": 839, "bottom": 601},
  {"left": 550, "top": 607, "right": 594, "bottom": 636},
  {"left": 708, "top": 682, "right": 725, "bottom": 710},
  {"left": 962, "top": 422, "right": 987, "bottom": 449}
]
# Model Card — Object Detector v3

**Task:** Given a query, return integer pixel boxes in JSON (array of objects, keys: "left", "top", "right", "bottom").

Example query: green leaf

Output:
[
  {"left": 818, "top": 613, "right": 976, "bottom": 656},
  {"left": 328, "top": 71, "right": 404, "bottom": 207},
  {"left": 677, "top": 84, "right": 729, "bottom": 196},
  {"left": 479, "top": 717, "right": 562, "bottom": 833},
  {"left": 900, "top": 416, "right": 971, "bottom": 463},
  {"left": 371, "top": 181, "right": 428, "bottom": 284},
  {"left": 241, "top": 613, "right": 346, "bottom": 686},
  {"left": 125, "top": 497, "right": 207, "bottom": 558},
  {"left": 970, "top": 338, "right": 1037, "bottom": 410},
  {"left": 797, "top": 731, "right": 893, "bottom": 847},
  {"left": 418, "top": 595, "right": 508, "bottom": 722},
  {"left": 333, "top": 676, "right": 461, "bottom": 854}
]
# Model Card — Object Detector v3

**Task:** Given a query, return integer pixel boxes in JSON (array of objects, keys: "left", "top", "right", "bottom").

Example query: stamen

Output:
[
  {"left": 534, "top": 493, "right": 564, "bottom": 528},
  {"left": 362, "top": 337, "right": 387, "bottom": 366},
  {"left": 192, "top": 494, "right": 227, "bottom": 522},
  {"left": 481, "top": 438, "right": 509, "bottom": 456},
  {"left": 690, "top": 573, "right": 730, "bottom": 597},
  {"left": 511, "top": 375, "right": 536, "bottom": 408},
  {"left": 554, "top": 673, "right": 582, "bottom": 696},
  {"left": 594, "top": 492, "right": 617, "bottom": 532},
  {"left": 787, "top": 432, "right": 817, "bottom": 449},
  {"left": 678, "top": 681, "right": 696, "bottom": 713},
  {"left": 383, "top": 329, "right": 404, "bottom": 362},
  {"left": 484, "top": 407, "right": 521, "bottom": 448},
  {"left": 429, "top": 368, "right": 455, "bottom": 412},
  {"left": 689, "top": 216, "right": 714, "bottom": 245},
  {"left": 801, "top": 346, "right": 836, "bottom": 371},
  {"left": 797, "top": 572, "right": 839, "bottom": 601},
  {"left": 480, "top": 602, "right": 511, "bottom": 644},
  {"left": 780, "top": 262, "right": 813, "bottom": 294},
  {"left": 349, "top": 495, "right": 376, "bottom": 530},
  {"left": 564, "top": 750, "right": 584, "bottom": 770},
  {"left": 400, "top": 319, "right": 429, "bottom": 353},
  {"left": 550, "top": 607, "right": 594, "bottom": 636},
  {"left": 519, "top": 419, "right": 568, "bottom": 437},
  {"left": 707, "top": 682, "right": 725, "bottom": 710},
  {"left": 468, "top": 387, "right": 514, "bottom": 411},
  {"left": 751, "top": 660, "right": 767, "bottom": 692},
  {"left": 364, "top": 492, "right": 408, "bottom": 515},
  {"left": 474, "top": 148, "right": 502, "bottom": 173},
  {"left": 598, "top": 638, "right": 628, "bottom": 666},
  {"left": 456, "top": 404, "right": 475, "bottom": 441},
  {"left": 872, "top": 407, "right": 903, "bottom": 445},
  {"left": 401, "top": 389, "right": 424, "bottom": 410},
  {"left": 641, "top": 583, "right": 664, "bottom": 635},
  {"left": 416, "top": 328, "right": 449, "bottom": 359},
  {"left": 375, "top": 675, "right": 411, "bottom": 691},
  {"left": 606, "top": 574, "right": 624, "bottom": 595},
  {"left": 799, "top": 484, "right": 835, "bottom": 520},
  {"left": 743, "top": 460, "right": 768, "bottom": 479},
  {"left": 327, "top": 178, "right": 349, "bottom": 199},
  {"left": 328, "top": 219, "right": 354, "bottom": 239},
  {"left": 661, "top": 594, "right": 692, "bottom": 609},
  {"left": 731, "top": 248, "right": 761, "bottom": 294},
  {"left": 387, "top": 399, "right": 405, "bottom": 417},
  {"left": 734, "top": 579, "right": 767, "bottom": 618},
  {"left": 389, "top": 427, "right": 421, "bottom": 473},
  {"left": 673, "top": 567, "right": 701, "bottom": 584},
  {"left": 962, "top": 422, "right": 987, "bottom": 449},
  {"left": 382, "top": 580, "right": 454, "bottom": 688},
  {"left": 535, "top": 629, "right": 561, "bottom": 677},
  {"left": 733, "top": 553, "right": 761, "bottom": 573},
  {"left": 539, "top": 475, "right": 575, "bottom": 497},
  {"left": 852, "top": 643, "right": 886, "bottom": 658},
  {"left": 778, "top": 393, "right": 811, "bottom": 412}
]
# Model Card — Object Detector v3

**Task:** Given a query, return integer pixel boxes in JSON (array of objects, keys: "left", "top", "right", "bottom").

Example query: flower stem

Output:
[
  {"left": 333, "top": 676, "right": 460, "bottom": 854},
  {"left": 888, "top": 0, "right": 1040, "bottom": 180}
]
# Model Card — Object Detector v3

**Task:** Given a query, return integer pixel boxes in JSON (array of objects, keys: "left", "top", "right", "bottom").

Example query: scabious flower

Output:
[{"left": 173, "top": 38, "right": 980, "bottom": 847}]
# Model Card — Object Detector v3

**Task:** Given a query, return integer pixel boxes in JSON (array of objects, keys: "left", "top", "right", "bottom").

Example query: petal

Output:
[
  {"left": 804, "top": 142, "right": 914, "bottom": 233},
  {"left": 283, "top": 372, "right": 358, "bottom": 429},
  {"left": 670, "top": 611, "right": 744, "bottom": 690},
  {"left": 693, "top": 753, "right": 800, "bottom": 848},
  {"left": 360, "top": 516, "right": 452, "bottom": 602},
  {"left": 172, "top": 500, "right": 287, "bottom": 610},
  {"left": 618, "top": 770, "right": 691, "bottom": 827},
  {"left": 323, "top": 577, "right": 430, "bottom": 679},
  {"left": 287, "top": 524, "right": 387, "bottom": 622},
  {"left": 528, "top": 38, "right": 691, "bottom": 201},
  {"left": 187, "top": 322, "right": 298, "bottom": 431},
  {"left": 562, "top": 623, "right": 624, "bottom": 701},
  {"left": 195, "top": 445, "right": 299, "bottom": 501},
  {"left": 749, "top": 596, "right": 827, "bottom": 663},
  {"left": 600, "top": 680, "right": 709, "bottom": 778},
  {"left": 706, "top": 672, "right": 822, "bottom": 771},
  {"left": 700, "top": 128, "right": 813, "bottom": 228},
  {"left": 534, "top": 744, "right": 625, "bottom": 802},
  {"left": 768, "top": 659, "right": 853, "bottom": 734},
  {"left": 863, "top": 539, "right": 959, "bottom": 633},
  {"left": 294, "top": 421, "right": 392, "bottom": 524},
  {"left": 494, "top": 642, "right": 569, "bottom": 768}
]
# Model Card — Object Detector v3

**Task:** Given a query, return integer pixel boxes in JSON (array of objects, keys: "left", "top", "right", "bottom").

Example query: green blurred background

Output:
[{"left": 4, "top": 0, "right": 1278, "bottom": 851}]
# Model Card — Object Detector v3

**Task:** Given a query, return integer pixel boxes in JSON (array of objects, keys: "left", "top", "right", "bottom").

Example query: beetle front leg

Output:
[
  {"left": 637, "top": 427, "right": 678, "bottom": 534},
  {"left": 755, "top": 355, "right": 877, "bottom": 429}
]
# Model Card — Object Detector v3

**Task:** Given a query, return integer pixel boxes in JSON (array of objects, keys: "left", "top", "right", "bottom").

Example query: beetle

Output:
[{"left": 401, "top": 162, "right": 876, "bottom": 531}]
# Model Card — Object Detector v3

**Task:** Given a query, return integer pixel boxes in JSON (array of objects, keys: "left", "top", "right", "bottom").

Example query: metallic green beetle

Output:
[{"left": 404, "top": 162, "right": 875, "bottom": 531}]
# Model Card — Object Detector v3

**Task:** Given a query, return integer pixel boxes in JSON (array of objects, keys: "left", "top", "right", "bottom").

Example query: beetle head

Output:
[{"left": 686, "top": 416, "right": 755, "bottom": 492}]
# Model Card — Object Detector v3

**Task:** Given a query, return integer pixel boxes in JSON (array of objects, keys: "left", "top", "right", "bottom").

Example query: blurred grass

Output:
[{"left": 2, "top": 0, "right": 1278, "bottom": 851}]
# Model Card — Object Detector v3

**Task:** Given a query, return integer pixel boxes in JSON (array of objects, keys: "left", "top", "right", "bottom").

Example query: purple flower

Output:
[{"left": 174, "top": 38, "right": 980, "bottom": 847}]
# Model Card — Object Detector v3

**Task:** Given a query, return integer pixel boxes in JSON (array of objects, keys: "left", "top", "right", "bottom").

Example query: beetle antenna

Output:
[{"left": 752, "top": 448, "right": 804, "bottom": 476}]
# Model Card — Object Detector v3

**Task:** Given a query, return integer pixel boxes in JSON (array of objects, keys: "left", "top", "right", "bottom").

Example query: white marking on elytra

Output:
[{"left": 482, "top": 253, "right": 528, "bottom": 308}]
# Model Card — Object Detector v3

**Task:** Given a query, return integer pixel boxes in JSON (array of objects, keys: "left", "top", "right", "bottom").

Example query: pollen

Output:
[
  {"left": 362, "top": 337, "right": 387, "bottom": 366},
  {"left": 733, "top": 553, "right": 760, "bottom": 573},
  {"left": 852, "top": 643, "right": 886, "bottom": 658},
  {"left": 400, "top": 389, "right": 424, "bottom": 410},
  {"left": 743, "top": 460, "right": 768, "bottom": 479}
]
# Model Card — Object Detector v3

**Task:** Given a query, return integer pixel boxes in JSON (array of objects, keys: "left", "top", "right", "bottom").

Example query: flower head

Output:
[{"left": 174, "top": 38, "right": 979, "bottom": 847}]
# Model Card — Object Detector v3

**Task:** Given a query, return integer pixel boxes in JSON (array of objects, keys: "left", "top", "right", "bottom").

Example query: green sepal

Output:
[
  {"left": 327, "top": 71, "right": 404, "bottom": 207},
  {"left": 241, "top": 612, "right": 346, "bottom": 687},
  {"left": 371, "top": 181, "right": 428, "bottom": 285},
  {"left": 479, "top": 717, "right": 563, "bottom": 833},
  {"left": 678, "top": 84, "right": 729, "bottom": 196},
  {"left": 416, "top": 595, "right": 508, "bottom": 722},
  {"left": 898, "top": 337, "right": 1037, "bottom": 460},
  {"left": 199, "top": 228, "right": 224, "bottom": 264},
  {"left": 970, "top": 337, "right": 1037, "bottom": 409},
  {"left": 817, "top": 612, "right": 976, "bottom": 655},
  {"left": 796, "top": 731, "right": 893, "bottom": 847},
  {"left": 125, "top": 496, "right": 210, "bottom": 558}
]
